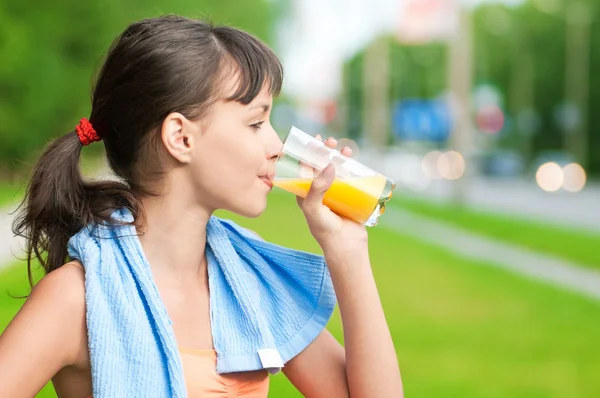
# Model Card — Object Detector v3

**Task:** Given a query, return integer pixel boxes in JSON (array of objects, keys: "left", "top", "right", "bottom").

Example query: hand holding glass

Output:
[{"left": 274, "top": 127, "right": 395, "bottom": 227}]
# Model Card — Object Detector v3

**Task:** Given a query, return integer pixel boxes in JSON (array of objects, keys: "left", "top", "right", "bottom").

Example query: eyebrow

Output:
[{"left": 250, "top": 103, "right": 271, "bottom": 113}]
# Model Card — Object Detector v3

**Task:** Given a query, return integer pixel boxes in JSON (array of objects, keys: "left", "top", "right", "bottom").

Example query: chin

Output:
[{"left": 231, "top": 196, "right": 268, "bottom": 219}]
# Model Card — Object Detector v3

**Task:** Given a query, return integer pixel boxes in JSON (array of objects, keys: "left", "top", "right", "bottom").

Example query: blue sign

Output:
[{"left": 392, "top": 99, "right": 451, "bottom": 142}]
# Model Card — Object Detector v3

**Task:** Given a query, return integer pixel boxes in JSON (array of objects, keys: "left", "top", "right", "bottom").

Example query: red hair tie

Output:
[{"left": 76, "top": 118, "right": 101, "bottom": 146}]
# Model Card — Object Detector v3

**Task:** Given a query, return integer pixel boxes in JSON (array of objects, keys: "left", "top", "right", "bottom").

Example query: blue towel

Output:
[{"left": 67, "top": 208, "right": 336, "bottom": 397}]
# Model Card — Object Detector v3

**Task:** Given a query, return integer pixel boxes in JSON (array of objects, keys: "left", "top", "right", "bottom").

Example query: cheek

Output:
[
  {"left": 219, "top": 135, "right": 264, "bottom": 173},
  {"left": 196, "top": 146, "right": 260, "bottom": 192},
  {"left": 191, "top": 121, "right": 266, "bottom": 200}
]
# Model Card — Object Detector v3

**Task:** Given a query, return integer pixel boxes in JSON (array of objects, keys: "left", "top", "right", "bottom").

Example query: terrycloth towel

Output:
[{"left": 67, "top": 208, "right": 336, "bottom": 397}]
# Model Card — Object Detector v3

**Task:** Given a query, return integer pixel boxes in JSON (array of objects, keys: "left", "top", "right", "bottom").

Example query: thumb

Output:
[{"left": 304, "top": 164, "right": 335, "bottom": 207}]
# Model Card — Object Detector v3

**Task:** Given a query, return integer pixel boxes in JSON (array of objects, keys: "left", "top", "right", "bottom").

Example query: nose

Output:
[{"left": 265, "top": 125, "right": 284, "bottom": 162}]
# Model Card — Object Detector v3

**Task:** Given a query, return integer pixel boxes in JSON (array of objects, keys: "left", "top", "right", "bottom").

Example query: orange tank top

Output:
[
  {"left": 178, "top": 347, "right": 269, "bottom": 397},
  {"left": 87, "top": 348, "right": 269, "bottom": 397}
]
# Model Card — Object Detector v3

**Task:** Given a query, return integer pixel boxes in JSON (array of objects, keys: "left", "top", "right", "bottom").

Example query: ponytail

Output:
[
  {"left": 12, "top": 130, "right": 139, "bottom": 287},
  {"left": 11, "top": 16, "right": 287, "bottom": 287}
]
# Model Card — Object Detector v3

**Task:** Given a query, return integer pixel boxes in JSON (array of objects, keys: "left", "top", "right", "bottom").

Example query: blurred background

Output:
[{"left": 1, "top": 0, "right": 599, "bottom": 397}]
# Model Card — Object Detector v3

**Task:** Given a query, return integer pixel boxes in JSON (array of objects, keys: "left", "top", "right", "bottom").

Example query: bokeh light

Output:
[
  {"left": 536, "top": 162, "right": 564, "bottom": 192},
  {"left": 421, "top": 150, "right": 444, "bottom": 179},
  {"left": 476, "top": 105, "right": 505, "bottom": 134},
  {"left": 438, "top": 151, "right": 465, "bottom": 180},
  {"left": 562, "top": 163, "right": 586, "bottom": 193},
  {"left": 337, "top": 138, "right": 360, "bottom": 157}
]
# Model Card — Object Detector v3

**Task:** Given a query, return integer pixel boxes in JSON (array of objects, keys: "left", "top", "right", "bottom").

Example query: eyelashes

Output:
[{"left": 250, "top": 121, "right": 265, "bottom": 131}]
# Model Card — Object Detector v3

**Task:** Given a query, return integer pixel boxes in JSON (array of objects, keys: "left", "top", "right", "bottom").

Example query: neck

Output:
[{"left": 137, "top": 192, "right": 212, "bottom": 277}]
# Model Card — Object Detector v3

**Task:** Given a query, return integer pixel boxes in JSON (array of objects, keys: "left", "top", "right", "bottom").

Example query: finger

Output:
[
  {"left": 324, "top": 137, "right": 337, "bottom": 149},
  {"left": 340, "top": 146, "right": 352, "bottom": 157},
  {"left": 302, "top": 164, "right": 335, "bottom": 211}
]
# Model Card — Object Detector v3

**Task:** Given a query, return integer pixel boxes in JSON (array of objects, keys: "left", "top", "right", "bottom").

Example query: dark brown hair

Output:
[{"left": 12, "top": 15, "right": 283, "bottom": 286}]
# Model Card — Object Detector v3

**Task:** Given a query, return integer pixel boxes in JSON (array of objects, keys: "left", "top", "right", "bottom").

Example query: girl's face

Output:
[{"left": 182, "top": 82, "right": 283, "bottom": 218}]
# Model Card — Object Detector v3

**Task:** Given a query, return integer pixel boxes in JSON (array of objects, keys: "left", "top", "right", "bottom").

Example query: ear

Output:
[{"left": 161, "top": 112, "right": 195, "bottom": 164}]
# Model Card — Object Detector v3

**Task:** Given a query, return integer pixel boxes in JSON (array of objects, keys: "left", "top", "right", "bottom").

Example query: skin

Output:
[{"left": 0, "top": 78, "right": 403, "bottom": 397}]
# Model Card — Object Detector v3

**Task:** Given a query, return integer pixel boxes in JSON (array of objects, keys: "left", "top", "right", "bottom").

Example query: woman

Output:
[{"left": 0, "top": 15, "right": 403, "bottom": 397}]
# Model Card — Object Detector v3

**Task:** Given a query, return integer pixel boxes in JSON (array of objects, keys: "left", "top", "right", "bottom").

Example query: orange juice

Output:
[{"left": 274, "top": 175, "right": 391, "bottom": 224}]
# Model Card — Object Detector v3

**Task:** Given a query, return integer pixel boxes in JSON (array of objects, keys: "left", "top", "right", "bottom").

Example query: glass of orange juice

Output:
[{"left": 274, "top": 126, "right": 395, "bottom": 226}]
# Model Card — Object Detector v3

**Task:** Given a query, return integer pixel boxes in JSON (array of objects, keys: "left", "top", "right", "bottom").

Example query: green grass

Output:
[
  {"left": 1, "top": 191, "right": 599, "bottom": 397},
  {"left": 393, "top": 195, "right": 600, "bottom": 269}
]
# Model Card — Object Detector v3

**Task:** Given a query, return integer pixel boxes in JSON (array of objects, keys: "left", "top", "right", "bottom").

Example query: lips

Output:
[{"left": 260, "top": 176, "right": 274, "bottom": 189}]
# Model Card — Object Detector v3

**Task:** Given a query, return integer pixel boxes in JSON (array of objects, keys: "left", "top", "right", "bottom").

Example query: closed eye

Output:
[{"left": 250, "top": 121, "right": 264, "bottom": 131}]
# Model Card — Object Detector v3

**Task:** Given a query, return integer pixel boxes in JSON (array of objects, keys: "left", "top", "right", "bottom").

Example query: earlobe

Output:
[{"left": 161, "top": 112, "right": 193, "bottom": 164}]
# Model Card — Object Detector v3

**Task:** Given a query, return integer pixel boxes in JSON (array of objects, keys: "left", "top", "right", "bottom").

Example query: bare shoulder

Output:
[
  {"left": 29, "top": 261, "right": 89, "bottom": 363},
  {"left": 33, "top": 261, "right": 86, "bottom": 304},
  {"left": 0, "top": 261, "right": 88, "bottom": 397},
  {"left": 20, "top": 261, "right": 87, "bottom": 321}
]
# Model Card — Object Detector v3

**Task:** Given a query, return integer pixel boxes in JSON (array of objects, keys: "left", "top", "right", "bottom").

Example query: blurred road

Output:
[
  {"left": 382, "top": 207, "right": 600, "bottom": 301},
  {"left": 0, "top": 204, "right": 23, "bottom": 270},
  {"left": 403, "top": 178, "right": 600, "bottom": 232},
  {"left": 357, "top": 151, "right": 600, "bottom": 232}
]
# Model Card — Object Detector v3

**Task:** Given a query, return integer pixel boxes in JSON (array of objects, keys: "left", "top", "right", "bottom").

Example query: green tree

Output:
[
  {"left": 0, "top": 0, "right": 276, "bottom": 176},
  {"left": 340, "top": 0, "right": 600, "bottom": 176}
]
